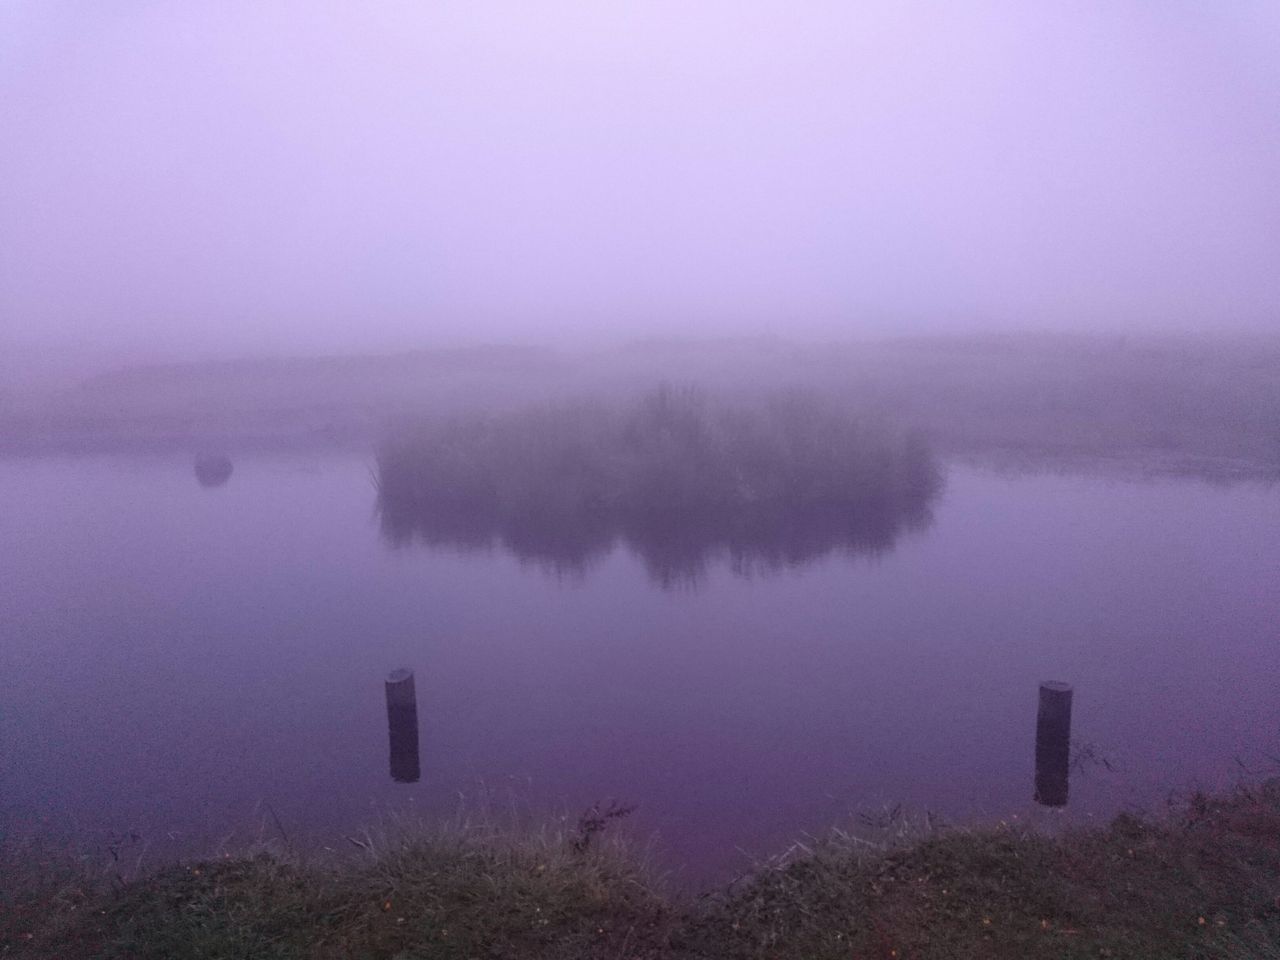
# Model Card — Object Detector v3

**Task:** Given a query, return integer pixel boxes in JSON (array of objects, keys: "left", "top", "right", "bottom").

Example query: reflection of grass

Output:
[
  {"left": 376, "top": 387, "right": 943, "bottom": 584},
  {"left": 7, "top": 782, "right": 1280, "bottom": 958}
]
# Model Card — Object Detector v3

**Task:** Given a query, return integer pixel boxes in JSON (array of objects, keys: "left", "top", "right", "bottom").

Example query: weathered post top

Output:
[{"left": 386, "top": 668, "right": 416, "bottom": 706}]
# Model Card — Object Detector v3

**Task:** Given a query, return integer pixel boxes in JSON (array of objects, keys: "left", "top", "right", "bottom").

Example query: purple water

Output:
[{"left": 1, "top": 454, "right": 1278, "bottom": 882}]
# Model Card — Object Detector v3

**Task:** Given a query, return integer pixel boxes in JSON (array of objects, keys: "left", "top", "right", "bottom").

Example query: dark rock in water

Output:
[{"left": 194, "top": 453, "right": 234, "bottom": 487}]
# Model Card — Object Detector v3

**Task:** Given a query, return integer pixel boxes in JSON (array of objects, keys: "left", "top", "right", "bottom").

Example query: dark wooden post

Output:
[
  {"left": 1034, "top": 680, "right": 1073, "bottom": 807},
  {"left": 386, "top": 668, "right": 420, "bottom": 784}
]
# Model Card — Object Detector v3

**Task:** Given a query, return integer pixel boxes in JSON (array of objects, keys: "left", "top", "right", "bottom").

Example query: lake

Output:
[{"left": 1, "top": 453, "right": 1278, "bottom": 882}]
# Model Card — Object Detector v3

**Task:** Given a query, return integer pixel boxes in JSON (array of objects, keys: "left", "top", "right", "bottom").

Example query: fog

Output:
[
  {"left": 3, "top": 1, "right": 1279, "bottom": 363},
  {"left": 7, "top": 5, "right": 1280, "bottom": 932}
]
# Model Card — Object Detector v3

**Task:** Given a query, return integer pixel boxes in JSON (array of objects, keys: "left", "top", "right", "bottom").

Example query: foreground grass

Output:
[
  {"left": 5, "top": 784, "right": 1280, "bottom": 959},
  {"left": 2, "top": 821, "right": 671, "bottom": 960}
]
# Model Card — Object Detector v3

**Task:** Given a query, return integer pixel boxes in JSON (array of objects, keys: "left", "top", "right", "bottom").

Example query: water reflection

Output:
[{"left": 377, "top": 491, "right": 939, "bottom": 588}]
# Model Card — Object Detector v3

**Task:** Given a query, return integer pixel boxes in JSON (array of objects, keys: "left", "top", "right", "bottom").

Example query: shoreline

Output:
[
  {"left": 4, "top": 334, "right": 1279, "bottom": 483},
  {"left": 5, "top": 780, "right": 1279, "bottom": 958},
  {"left": 2, "top": 425, "right": 1277, "bottom": 487}
]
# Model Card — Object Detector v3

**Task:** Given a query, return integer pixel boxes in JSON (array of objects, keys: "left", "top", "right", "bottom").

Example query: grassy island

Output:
[{"left": 376, "top": 387, "right": 943, "bottom": 584}]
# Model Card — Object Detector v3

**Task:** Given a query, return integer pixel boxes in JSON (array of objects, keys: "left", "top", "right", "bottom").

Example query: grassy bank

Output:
[{"left": 6, "top": 783, "right": 1280, "bottom": 959}]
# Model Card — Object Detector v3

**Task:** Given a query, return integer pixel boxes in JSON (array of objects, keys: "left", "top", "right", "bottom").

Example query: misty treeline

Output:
[
  {"left": 376, "top": 386, "right": 941, "bottom": 585},
  {"left": 3, "top": 335, "right": 1278, "bottom": 481}
]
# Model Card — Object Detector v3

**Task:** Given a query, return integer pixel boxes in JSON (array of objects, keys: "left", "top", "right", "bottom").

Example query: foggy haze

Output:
[
  {"left": 7, "top": 5, "right": 1280, "bottom": 938},
  {"left": 2, "top": 1, "right": 1279, "bottom": 361}
]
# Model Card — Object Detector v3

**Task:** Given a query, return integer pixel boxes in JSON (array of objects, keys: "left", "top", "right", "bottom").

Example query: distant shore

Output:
[
  {"left": 5, "top": 780, "right": 1279, "bottom": 959},
  {"left": 3, "top": 336, "right": 1278, "bottom": 483}
]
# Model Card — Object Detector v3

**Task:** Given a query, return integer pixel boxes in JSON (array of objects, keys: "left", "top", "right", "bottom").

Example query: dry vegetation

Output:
[
  {"left": 5, "top": 782, "right": 1280, "bottom": 959},
  {"left": 376, "top": 386, "right": 942, "bottom": 583}
]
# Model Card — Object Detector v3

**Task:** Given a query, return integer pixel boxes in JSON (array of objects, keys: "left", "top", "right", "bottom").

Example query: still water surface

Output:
[{"left": 1, "top": 454, "right": 1278, "bottom": 880}]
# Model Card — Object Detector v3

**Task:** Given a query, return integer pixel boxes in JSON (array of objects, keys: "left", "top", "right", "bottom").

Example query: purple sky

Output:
[{"left": 2, "top": 1, "right": 1279, "bottom": 359}]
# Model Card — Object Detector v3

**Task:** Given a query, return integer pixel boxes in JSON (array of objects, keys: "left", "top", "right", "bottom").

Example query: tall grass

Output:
[
  {"left": 8, "top": 781, "right": 1280, "bottom": 959},
  {"left": 376, "top": 386, "right": 943, "bottom": 585}
]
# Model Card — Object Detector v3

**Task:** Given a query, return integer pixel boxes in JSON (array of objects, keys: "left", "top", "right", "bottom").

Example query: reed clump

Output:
[{"left": 376, "top": 386, "right": 943, "bottom": 583}]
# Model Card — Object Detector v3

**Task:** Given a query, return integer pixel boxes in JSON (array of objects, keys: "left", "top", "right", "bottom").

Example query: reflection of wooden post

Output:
[
  {"left": 386, "top": 668, "right": 420, "bottom": 784},
  {"left": 1034, "top": 681, "right": 1072, "bottom": 807}
]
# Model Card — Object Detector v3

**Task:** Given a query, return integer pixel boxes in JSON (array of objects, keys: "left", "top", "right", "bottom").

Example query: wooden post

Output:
[
  {"left": 385, "top": 668, "right": 420, "bottom": 784},
  {"left": 1034, "top": 680, "right": 1072, "bottom": 807}
]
